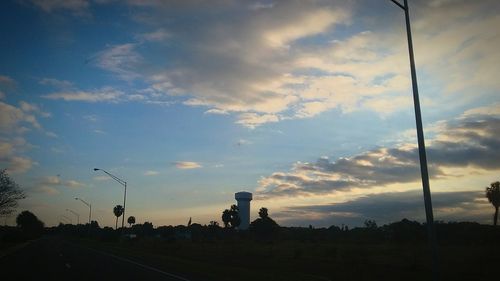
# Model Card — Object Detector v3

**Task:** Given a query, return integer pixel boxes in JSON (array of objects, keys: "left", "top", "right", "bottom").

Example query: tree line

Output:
[{"left": 1, "top": 169, "right": 500, "bottom": 244}]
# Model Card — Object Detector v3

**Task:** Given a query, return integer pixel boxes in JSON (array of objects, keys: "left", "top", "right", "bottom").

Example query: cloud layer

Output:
[
  {"left": 275, "top": 190, "right": 490, "bottom": 227},
  {"left": 0, "top": 94, "right": 53, "bottom": 174},
  {"left": 35, "top": 1, "right": 500, "bottom": 128},
  {"left": 257, "top": 105, "right": 500, "bottom": 198}
]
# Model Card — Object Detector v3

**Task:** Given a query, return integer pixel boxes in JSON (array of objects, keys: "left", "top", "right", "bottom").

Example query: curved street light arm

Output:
[
  {"left": 390, "top": 0, "right": 405, "bottom": 10},
  {"left": 93, "top": 168, "right": 127, "bottom": 187},
  {"left": 93, "top": 167, "right": 127, "bottom": 231},
  {"left": 75, "top": 197, "right": 92, "bottom": 225},
  {"left": 75, "top": 197, "right": 90, "bottom": 207}
]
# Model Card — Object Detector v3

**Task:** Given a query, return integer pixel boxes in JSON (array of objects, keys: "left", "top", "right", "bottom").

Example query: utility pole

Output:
[{"left": 390, "top": 0, "right": 439, "bottom": 280}]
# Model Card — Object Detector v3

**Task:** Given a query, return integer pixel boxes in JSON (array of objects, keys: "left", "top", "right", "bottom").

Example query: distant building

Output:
[{"left": 235, "top": 191, "right": 252, "bottom": 230}]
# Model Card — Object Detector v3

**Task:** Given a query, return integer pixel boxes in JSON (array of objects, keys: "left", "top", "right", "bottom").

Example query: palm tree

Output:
[
  {"left": 258, "top": 207, "right": 269, "bottom": 219},
  {"left": 127, "top": 216, "right": 135, "bottom": 227},
  {"left": 486, "top": 181, "right": 500, "bottom": 226},
  {"left": 113, "top": 205, "right": 124, "bottom": 229}
]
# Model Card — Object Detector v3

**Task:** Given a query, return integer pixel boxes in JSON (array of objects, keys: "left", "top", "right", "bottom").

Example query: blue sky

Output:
[{"left": 1, "top": 0, "right": 499, "bottom": 228}]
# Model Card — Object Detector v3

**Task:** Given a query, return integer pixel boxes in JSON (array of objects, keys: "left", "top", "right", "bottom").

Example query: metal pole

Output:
[
  {"left": 75, "top": 198, "right": 92, "bottom": 225},
  {"left": 122, "top": 182, "right": 126, "bottom": 230},
  {"left": 66, "top": 209, "right": 80, "bottom": 225},
  {"left": 93, "top": 168, "right": 127, "bottom": 235},
  {"left": 399, "top": 0, "right": 439, "bottom": 279}
]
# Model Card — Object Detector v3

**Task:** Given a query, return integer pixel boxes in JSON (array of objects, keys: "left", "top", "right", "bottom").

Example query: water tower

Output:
[{"left": 235, "top": 191, "right": 252, "bottom": 230}]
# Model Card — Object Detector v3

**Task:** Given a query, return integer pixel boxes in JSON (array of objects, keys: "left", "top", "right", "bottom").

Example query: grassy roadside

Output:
[
  {"left": 70, "top": 238, "right": 433, "bottom": 281},
  {"left": 68, "top": 236, "right": 498, "bottom": 281}
]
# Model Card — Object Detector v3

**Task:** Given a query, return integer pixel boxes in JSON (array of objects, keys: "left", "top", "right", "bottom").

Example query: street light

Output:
[
  {"left": 75, "top": 197, "right": 92, "bottom": 225},
  {"left": 93, "top": 168, "right": 127, "bottom": 231},
  {"left": 66, "top": 209, "right": 80, "bottom": 225},
  {"left": 390, "top": 0, "right": 439, "bottom": 280}
]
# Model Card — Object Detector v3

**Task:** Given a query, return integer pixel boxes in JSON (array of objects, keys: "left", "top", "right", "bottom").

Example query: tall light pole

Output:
[
  {"left": 75, "top": 197, "right": 92, "bottom": 225},
  {"left": 66, "top": 209, "right": 80, "bottom": 225},
  {"left": 390, "top": 0, "right": 439, "bottom": 280},
  {"left": 93, "top": 168, "right": 127, "bottom": 231}
]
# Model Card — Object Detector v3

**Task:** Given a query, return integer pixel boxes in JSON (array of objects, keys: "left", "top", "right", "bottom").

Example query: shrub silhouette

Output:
[{"left": 16, "top": 210, "right": 44, "bottom": 239}]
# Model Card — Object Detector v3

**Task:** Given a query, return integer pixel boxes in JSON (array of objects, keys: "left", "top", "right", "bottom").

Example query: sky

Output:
[{"left": 1, "top": 0, "right": 499, "bottom": 228}]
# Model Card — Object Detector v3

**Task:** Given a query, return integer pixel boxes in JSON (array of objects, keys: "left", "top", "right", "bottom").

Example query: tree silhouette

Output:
[
  {"left": 222, "top": 209, "right": 231, "bottom": 228},
  {"left": 258, "top": 207, "right": 269, "bottom": 219},
  {"left": 16, "top": 210, "right": 44, "bottom": 239},
  {"left": 127, "top": 216, "right": 135, "bottom": 227},
  {"left": 222, "top": 205, "right": 241, "bottom": 229},
  {"left": 486, "top": 181, "right": 500, "bottom": 226},
  {"left": 113, "top": 205, "right": 124, "bottom": 229},
  {"left": 250, "top": 207, "right": 279, "bottom": 237},
  {"left": 229, "top": 204, "right": 241, "bottom": 229},
  {"left": 364, "top": 219, "right": 377, "bottom": 229},
  {"left": 142, "top": 221, "right": 154, "bottom": 236},
  {"left": 0, "top": 169, "right": 26, "bottom": 215}
]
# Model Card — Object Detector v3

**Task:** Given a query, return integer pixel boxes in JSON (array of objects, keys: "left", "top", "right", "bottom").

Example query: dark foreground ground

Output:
[
  {"left": 0, "top": 236, "right": 190, "bottom": 281},
  {"left": 1, "top": 234, "right": 497, "bottom": 281}
]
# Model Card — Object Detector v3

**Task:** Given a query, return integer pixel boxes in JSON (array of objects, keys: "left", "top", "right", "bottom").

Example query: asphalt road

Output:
[{"left": 0, "top": 237, "right": 191, "bottom": 281}]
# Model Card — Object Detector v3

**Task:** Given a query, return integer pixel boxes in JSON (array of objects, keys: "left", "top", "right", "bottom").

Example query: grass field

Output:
[{"left": 74, "top": 237, "right": 498, "bottom": 281}]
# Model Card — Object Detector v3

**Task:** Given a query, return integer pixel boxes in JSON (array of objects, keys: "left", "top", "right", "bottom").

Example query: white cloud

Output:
[
  {"left": 174, "top": 161, "right": 202, "bottom": 169},
  {"left": 0, "top": 156, "right": 34, "bottom": 174},
  {"left": 137, "top": 28, "right": 170, "bottom": 42},
  {"left": 0, "top": 137, "right": 36, "bottom": 174},
  {"left": 19, "top": 101, "right": 51, "bottom": 118},
  {"left": 262, "top": 9, "right": 348, "bottom": 49},
  {"left": 235, "top": 113, "right": 280, "bottom": 129},
  {"left": 39, "top": 78, "right": 74, "bottom": 89},
  {"left": 49, "top": 1, "right": 499, "bottom": 128},
  {"left": 0, "top": 102, "right": 24, "bottom": 131},
  {"left": 90, "top": 1, "right": 354, "bottom": 127},
  {"left": 144, "top": 170, "right": 159, "bottom": 176},
  {"left": 204, "top": 109, "right": 229, "bottom": 115},
  {"left": 0, "top": 75, "right": 15, "bottom": 87},
  {"left": 94, "top": 43, "right": 143, "bottom": 80},
  {"left": 237, "top": 139, "right": 252, "bottom": 146},
  {"left": 43, "top": 87, "right": 124, "bottom": 102},
  {"left": 65, "top": 180, "right": 84, "bottom": 189},
  {"left": 38, "top": 175, "right": 85, "bottom": 190},
  {"left": 0, "top": 101, "right": 50, "bottom": 133}
]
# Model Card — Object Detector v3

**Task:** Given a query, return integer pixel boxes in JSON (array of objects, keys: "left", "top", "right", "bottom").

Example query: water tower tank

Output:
[{"left": 235, "top": 191, "right": 252, "bottom": 230}]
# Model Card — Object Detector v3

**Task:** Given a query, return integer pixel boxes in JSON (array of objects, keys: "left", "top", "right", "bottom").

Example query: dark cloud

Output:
[
  {"left": 273, "top": 190, "right": 490, "bottom": 227},
  {"left": 258, "top": 112, "right": 500, "bottom": 198}
]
